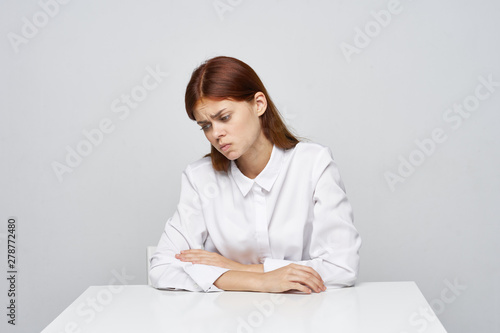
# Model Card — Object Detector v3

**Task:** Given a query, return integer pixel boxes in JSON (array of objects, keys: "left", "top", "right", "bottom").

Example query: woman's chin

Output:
[{"left": 222, "top": 151, "right": 240, "bottom": 161}]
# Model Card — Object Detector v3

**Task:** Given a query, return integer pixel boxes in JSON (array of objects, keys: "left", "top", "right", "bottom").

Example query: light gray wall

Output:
[{"left": 1, "top": 0, "right": 499, "bottom": 332}]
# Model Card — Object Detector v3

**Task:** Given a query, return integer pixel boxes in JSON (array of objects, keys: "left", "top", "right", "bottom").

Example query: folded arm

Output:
[
  {"left": 149, "top": 169, "right": 230, "bottom": 292},
  {"left": 176, "top": 250, "right": 326, "bottom": 293}
]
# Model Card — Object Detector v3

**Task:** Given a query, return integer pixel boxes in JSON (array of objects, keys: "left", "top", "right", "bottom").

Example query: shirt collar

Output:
[{"left": 230, "top": 145, "right": 285, "bottom": 196}]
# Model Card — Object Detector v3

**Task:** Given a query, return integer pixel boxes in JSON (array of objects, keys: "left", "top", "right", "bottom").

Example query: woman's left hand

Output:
[{"left": 175, "top": 250, "right": 246, "bottom": 271}]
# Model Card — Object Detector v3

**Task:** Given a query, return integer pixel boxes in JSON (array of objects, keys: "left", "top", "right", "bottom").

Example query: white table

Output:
[{"left": 42, "top": 282, "right": 447, "bottom": 333}]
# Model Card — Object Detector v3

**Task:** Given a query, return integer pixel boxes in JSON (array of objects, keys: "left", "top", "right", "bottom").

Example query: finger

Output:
[
  {"left": 178, "top": 251, "right": 216, "bottom": 260},
  {"left": 177, "top": 255, "right": 213, "bottom": 265},
  {"left": 288, "top": 282, "right": 312, "bottom": 294},
  {"left": 178, "top": 253, "right": 208, "bottom": 260},
  {"left": 305, "top": 267, "right": 323, "bottom": 283},
  {"left": 176, "top": 252, "right": 224, "bottom": 266},
  {"left": 179, "top": 250, "right": 224, "bottom": 263},
  {"left": 179, "top": 256, "right": 213, "bottom": 264},
  {"left": 289, "top": 271, "right": 325, "bottom": 293},
  {"left": 291, "top": 264, "right": 324, "bottom": 283},
  {"left": 293, "top": 276, "right": 323, "bottom": 293},
  {"left": 180, "top": 249, "right": 209, "bottom": 255},
  {"left": 188, "top": 258, "right": 215, "bottom": 265},
  {"left": 302, "top": 270, "right": 326, "bottom": 291},
  {"left": 175, "top": 253, "right": 209, "bottom": 262},
  {"left": 175, "top": 254, "right": 195, "bottom": 262},
  {"left": 289, "top": 265, "right": 325, "bottom": 291}
]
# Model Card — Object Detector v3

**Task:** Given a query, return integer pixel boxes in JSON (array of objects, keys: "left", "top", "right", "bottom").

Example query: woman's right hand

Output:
[{"left": 258, "top": 264, "right": 326, "bottom": 294}]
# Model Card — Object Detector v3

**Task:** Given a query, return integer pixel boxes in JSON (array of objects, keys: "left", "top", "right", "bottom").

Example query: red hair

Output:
[{"left": 185, "top": 56, "right": 299, "bottom": 172}]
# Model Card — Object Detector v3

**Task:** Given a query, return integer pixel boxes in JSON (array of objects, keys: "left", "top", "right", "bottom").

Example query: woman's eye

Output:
[
  {"left": 200, "top": 124, "right": 211, "bottom": 131},
  {"left": 221, "top": 115, "right": 230, "bottom": 121}
]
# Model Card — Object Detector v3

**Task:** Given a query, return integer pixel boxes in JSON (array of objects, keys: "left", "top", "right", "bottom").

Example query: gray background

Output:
[{"left": 1, "top": 0, "right": 499, "bottom": 332}]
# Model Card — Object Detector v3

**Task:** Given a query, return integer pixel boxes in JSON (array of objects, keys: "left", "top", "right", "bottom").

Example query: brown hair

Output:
[{"left": 185, "top": 56, "right": 299, "bottom": 172}]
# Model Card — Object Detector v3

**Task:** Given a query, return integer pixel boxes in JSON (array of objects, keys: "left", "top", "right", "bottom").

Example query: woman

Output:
[{"left": 149, "top": 56, "right": 361, "bottom": 293}]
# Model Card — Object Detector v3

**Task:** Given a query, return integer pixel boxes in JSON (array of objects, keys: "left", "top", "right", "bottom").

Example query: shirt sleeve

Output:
[
  {"left": 263, "top": 147, "right": 361, "bottom": 288},
  {"left": 149, "top": 167, "right": 229, "bottom": 292}
]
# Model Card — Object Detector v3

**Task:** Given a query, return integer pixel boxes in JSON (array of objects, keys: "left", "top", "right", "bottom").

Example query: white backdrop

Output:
[{"left": 1, "top": 0, "right": 499, "bottom": 332}]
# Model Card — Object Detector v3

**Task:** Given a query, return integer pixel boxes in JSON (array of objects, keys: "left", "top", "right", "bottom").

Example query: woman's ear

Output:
[{"left": 254, "top": 92, "right": 267, "bottom": 117}]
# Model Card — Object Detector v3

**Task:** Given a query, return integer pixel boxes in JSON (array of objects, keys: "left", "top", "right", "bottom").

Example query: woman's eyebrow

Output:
[{"left": 196, "top": 108, "right": 227, "bottom": 125}]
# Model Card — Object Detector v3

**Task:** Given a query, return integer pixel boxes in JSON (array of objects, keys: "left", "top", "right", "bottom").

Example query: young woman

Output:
[{"left": 149, "top": 56, "right": 361, "bottom": 293}]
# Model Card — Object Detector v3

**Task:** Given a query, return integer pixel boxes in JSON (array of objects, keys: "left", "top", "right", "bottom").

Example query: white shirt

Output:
[{"left": 150, "top": 142, "right": 361, "bottom": 292}]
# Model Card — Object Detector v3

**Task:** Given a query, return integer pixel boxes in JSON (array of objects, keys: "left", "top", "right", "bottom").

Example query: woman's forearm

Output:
[
  {"left": 214, "top": 270, "right": 264, "bottom": 291},
  {"left": 214, "top": 264, "right": 326, "bottom": 293},
  {"left": 174, "top": 249, "right": 324, "bottom": 293},
  {"left": 242, "top": 264, "right": 264, "bottom": 273}
]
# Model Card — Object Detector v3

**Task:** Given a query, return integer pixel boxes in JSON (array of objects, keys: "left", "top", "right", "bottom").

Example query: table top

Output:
[{"left": 42, "top": 282, "right": 447, "bottom": 333}]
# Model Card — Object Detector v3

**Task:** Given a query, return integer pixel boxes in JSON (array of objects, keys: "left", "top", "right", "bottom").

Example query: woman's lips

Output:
[{"left": 220, "top": 144, "right": 231, "bottom": 152}]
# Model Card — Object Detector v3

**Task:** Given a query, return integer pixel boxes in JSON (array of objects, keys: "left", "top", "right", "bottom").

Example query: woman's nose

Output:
[{"left": 212, "top": 123, "right": 225, "bottom": 139}]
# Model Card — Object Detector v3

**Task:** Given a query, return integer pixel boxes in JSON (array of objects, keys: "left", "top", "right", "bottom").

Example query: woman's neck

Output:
[{"left": 236, "top": 134, "right": 273, "bottom": 179}]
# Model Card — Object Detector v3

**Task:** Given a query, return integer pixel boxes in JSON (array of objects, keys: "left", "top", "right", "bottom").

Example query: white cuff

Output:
[{"left": 183, "top": 263, "right": 229, "bottom": 292}]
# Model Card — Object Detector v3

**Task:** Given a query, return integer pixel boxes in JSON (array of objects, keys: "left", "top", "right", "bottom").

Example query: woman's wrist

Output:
[
  {"left": 214, "top": 270, "right": 265, "bottom": 292},
  {"left": 242, "top": 264, "right": 264, "bottom": 273}
]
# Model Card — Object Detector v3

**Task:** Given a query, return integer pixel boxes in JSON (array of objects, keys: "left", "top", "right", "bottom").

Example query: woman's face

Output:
[{"left": 193, "top": 93, "right": 267, "bottom": 161}]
